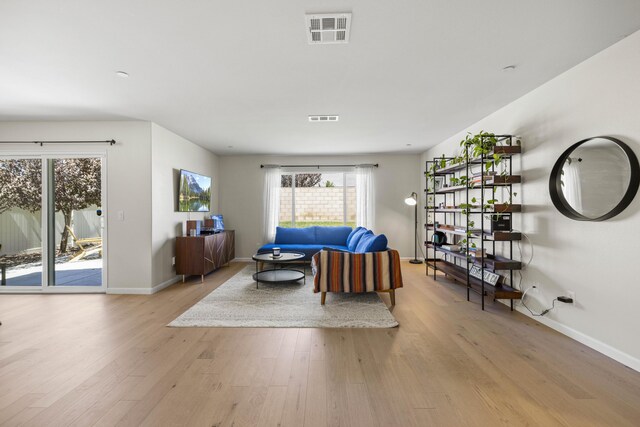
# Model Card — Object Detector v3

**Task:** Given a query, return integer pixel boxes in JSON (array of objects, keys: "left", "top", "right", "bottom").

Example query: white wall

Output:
[
  {"left": 150, "top": 123, "right": 219, "bottom": 288},
  {"left": 421, "top": 31, "right": 640, "bottom": 370},
  {"left": 0, "top": 121, "right": 153, "bottom": 290},
  {"left": 218, "top": 154, "right": 421, "bottom": 259}
]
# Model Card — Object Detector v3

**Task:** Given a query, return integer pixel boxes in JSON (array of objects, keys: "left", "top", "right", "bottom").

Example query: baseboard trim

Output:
[
  {"left": 107, "top": 276, "right": 181, "bottom": 295},
  {"left": 151, "top": 276, "right": 182, "bottom": 294},
  {"left": 512, "top": 304, "right": 640, "bottom": 373},
  {"left": 107, "top": 287, "right": 153, "bottom": 295}
]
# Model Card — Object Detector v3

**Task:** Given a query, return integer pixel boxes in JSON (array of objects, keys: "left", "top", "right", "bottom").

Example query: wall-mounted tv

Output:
[{"left": 178, "top": 169, "right": 211, "bottom": 212}]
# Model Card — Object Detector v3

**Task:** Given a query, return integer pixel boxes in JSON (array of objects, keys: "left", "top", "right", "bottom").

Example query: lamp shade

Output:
[{"left": 404, "top": 192, "right": 417, "bottom": 206}]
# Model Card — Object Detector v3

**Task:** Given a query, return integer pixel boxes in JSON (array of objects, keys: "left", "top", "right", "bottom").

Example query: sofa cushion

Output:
[
  {"left": 274, "top": 226, "right": 316, "bottom": 245},
  {"left": 346, "top": 226, "right": 365, "bottom": 247},
  {"left": 321, "top": 245, "right": 350, "bottom": 252},
  {"left": 347, "top": 227, "right": 368, "bottom": 251},
  {"left": 314, "top": 226, "right": 352, "bottom": 246},
  {"left": 354, "top": 231, "right": 374, "bottom": 253}
]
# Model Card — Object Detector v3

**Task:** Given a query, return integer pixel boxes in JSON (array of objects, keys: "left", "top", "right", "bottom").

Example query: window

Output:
[{"left": 279, "top": 172, "right": 356, "bottom": 228}]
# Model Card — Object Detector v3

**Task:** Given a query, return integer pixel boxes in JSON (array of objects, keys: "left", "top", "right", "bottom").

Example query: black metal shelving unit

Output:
[{"left": 425, "top": 135, "right": 523, "bottom": 310}]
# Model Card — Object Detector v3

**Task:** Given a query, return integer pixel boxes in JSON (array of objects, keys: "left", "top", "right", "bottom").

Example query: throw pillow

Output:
[
  {"left": 347, "top": 228, "right": 368, "bottom": 251},
  {"left": 345, "top": 226, "right": 364, "bottom": 247},
  {"left": 365, "top": 234, "right": 388, "bottom": 252},
  {"left": 354, "top": 231, "right": 375, "bottom": 253}
]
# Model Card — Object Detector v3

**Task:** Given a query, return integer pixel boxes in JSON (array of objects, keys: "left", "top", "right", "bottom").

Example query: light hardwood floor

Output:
[{"left": 1, "top": 262, "right": 639, "bottom": 426}]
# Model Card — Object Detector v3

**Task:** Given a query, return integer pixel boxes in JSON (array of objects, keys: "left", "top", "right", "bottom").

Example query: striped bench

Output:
[{"left": 311, "top": 249, "right": 403, "bottom": 305}]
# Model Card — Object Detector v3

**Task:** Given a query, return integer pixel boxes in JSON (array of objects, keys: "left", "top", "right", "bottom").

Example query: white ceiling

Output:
[{"left": 1, "top": 1, "right": 640, "bottom": 155}]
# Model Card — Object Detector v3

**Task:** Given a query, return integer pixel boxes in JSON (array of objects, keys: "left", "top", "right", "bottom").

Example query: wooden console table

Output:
[{"left": 175, "top": 230, "right": 235, "bottom": 282}]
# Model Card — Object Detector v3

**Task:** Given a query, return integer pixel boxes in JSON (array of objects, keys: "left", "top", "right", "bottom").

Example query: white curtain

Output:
[
  {"left": 263, "top": 166, "right": 281, "bottom": 242},
  {"left": 356, "top": 165, "right": 375, "bottom": 229},
  {"left": 563, "top": 161, "right": 582, "bottom": 213}
]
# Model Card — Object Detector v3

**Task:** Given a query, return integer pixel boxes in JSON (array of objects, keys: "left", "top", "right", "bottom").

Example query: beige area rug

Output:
[{"left": 168, "top": 265, "right": 398, "bottom": 328}]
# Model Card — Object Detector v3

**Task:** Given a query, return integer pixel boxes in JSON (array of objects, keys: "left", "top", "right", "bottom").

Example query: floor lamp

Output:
[{"left": 404, "top": 192, "right": 423, "bottom": 264}]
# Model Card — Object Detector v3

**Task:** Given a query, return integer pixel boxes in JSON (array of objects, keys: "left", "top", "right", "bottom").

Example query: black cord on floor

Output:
[{"left": 521, "top": 296, "right": 558, "bottom": 317}]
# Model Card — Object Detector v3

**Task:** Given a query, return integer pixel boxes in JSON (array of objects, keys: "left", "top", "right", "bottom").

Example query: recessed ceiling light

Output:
[
  {"left": 502, "top": 65, "right": 517, "bottom": 72},
  {"left": 309, "top": 115, "right": 339, "bottom": 122},
  {"left": 406, "top": 143, "right": 412, "bottom": 147},
  {"left": 115, "top": 71, "right": 129, "bottom": 78},
  {"left": 227, "top": 145, "right": 233, "bottom": 148}
]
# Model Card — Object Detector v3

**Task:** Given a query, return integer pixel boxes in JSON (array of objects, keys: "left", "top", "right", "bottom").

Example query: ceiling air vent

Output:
[
  {"left": 309, "top": 115, "right": 339, "bottom": 122},
  {"left": 305, "top": 13, "right": 352, "bottom": 44}
]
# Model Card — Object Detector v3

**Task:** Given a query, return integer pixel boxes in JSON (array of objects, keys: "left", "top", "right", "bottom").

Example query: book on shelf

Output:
[
  {"left": 441, "top": 244, "right": 461, "bottom": 251},
  {"left": 472, "top": 171, "right": 497, "bottom": 177},
  {"left": 454, "top": 227, "right": 481, "bottom": 234},
  {"left": 467, "top": 247, "right": 487, "bottom": 257}
]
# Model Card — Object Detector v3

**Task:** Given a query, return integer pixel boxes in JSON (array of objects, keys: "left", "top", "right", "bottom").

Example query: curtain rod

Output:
[
  {"left": 261, "top": 163, "right": 378, "bottom": 169},
  {"left": 0, "top": 140, "right": 116, "bottom": 147}
]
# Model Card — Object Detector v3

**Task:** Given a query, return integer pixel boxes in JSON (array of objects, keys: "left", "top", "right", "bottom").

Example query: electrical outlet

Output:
[
  {"left": 172, "top": 256, "right": 176, "bottom": 266},
  {"left": 567, "top": 291, "right": 575, "bottom": 304}
]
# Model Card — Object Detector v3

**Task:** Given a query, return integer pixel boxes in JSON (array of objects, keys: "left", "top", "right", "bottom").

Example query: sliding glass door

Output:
[
  {"left": 50, "top": 158, "right": 104, "bottom": 288},
  {"left": 0, "top": 155, "right": 105, "bottom": 292},
  {"left": 0, "top": 158, "right": 43, "bottom": 287}
]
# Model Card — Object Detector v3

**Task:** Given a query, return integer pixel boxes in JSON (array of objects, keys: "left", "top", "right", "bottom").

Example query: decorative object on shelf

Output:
[
  {"left": 441, "top": 244, "right": 460, "bottom": 251},
  {"left": 490, "top": 213, "right": 511, "bottom": 232},
  {"left": 211, "top": 214, "right": 225, "bottom": 231},
  {"left": 186, "top": 220, "right": 202, "bottom": 236},
  {"left": 467, "top": 247, "right": 486, "bottom": 258},
  {"left": 404, "top": 192, "right": 423, "bottom": 264},
  {"left": 469, "top": 265, "right": 500, "bottom": 286},
  {"left": 549, "top": 136, "right": 639, "bottom": 221},
  {"left": 431, "top": 231, "right": 447, "bottom": 246},
  {"left": 425, "top": 133, "right": 522, "bottom": 311},
  {"left": 272, "top": 247, "right": 281, "bottom": 257},
  {"left": 434, "top": 176, "right": 444, "bottom": 191}
]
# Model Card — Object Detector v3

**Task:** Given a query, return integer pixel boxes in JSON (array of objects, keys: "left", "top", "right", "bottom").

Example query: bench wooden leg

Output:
[
  {"left": 321, "top": 292, "right": 326, "bottom": 305},
  {"left": 390, "top": 289, "right": 396, "bottom": 306}
]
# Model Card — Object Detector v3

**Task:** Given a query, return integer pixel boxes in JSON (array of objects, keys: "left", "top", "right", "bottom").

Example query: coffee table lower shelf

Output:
[{"left": 253, "top": 269, "right": 305, "bottom": 287}]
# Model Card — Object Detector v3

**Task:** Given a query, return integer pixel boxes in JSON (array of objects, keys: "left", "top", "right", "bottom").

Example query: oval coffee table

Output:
[{"left": 252, "top": 252, "right": 306, "bottom": 289}]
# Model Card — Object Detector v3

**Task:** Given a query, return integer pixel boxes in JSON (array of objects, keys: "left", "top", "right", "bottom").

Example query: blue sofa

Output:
[{"left": 258, "top": 226, "right": 388, "bottom": 261}]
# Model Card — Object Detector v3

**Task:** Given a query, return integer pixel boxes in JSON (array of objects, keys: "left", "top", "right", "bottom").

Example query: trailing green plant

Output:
[
  {"left": 430, "top": 133, "right": 520, "bottom": 223},
  {"left": 450, "top": 154, "right": 465, "bottom": 166},
  {"left": 439, "top": 154, "right": 447, "bottom": 169},
  {"left": 427, "top": 196, "right": 434, "bottom": 209},
  {"left": 460, "top": 131, "right": 498, "bottom": 158}
]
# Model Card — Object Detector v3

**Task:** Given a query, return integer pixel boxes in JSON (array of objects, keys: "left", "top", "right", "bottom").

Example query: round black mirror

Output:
[{"left": 549, "top": 136, "right": 640, "bottom": 221}]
